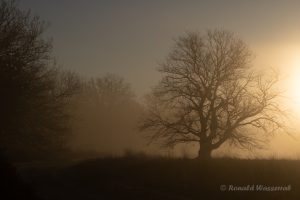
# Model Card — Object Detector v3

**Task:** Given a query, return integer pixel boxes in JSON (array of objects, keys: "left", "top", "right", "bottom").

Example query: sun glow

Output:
[{"left": 286, "top": 60, "right": 300, "bottom": 114}]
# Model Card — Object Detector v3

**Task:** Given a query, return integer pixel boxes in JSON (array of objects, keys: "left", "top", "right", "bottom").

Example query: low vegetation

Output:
[{"left": 17, "top": 154, "right": 300, "bottom": 200}]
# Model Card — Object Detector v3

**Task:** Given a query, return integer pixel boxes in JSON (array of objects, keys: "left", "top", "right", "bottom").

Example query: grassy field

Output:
[{"left": 14, "top": 155, "right": 300, "bottom": 200}]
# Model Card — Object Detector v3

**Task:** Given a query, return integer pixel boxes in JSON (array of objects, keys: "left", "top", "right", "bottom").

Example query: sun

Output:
[{"left": 286, "top": 63, "right": 300, "bottom": 113}]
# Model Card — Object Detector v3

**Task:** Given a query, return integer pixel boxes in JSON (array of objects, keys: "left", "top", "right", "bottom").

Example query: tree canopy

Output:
[{"left": 0, "top": 0, "right": 79, "bottom": 158}]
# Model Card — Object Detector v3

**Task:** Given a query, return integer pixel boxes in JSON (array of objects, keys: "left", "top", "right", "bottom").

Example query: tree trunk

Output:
[{"left": 197, "top": 141, "right": 212, "bottom": 160}]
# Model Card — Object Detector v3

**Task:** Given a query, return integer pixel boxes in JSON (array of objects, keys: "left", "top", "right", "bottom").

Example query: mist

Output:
[
  {"left": 3, "top": 1, "right": 300, "bottom": 200},
  {"left": 68, "top": 74, "right": 147, "bottom": 156}
]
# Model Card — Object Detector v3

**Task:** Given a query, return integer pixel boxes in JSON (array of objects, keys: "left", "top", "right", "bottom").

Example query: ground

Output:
[{"left": 12, "top": 155, "right": 300, "bottom": 200}]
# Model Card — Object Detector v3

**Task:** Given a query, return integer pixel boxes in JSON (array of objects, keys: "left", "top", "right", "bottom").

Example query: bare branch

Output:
[{"left": 140, "top": 30, "right": 286, "bottom": 158}]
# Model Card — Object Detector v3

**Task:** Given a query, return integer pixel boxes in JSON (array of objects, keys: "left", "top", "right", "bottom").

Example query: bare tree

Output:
[{"left": 140, "top": 30, "right": 286, "bottom": 159}]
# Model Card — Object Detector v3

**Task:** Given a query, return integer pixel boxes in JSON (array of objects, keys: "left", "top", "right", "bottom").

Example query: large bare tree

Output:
[{"left": 140, "top": 30, "right": 285, "bottom": 159}]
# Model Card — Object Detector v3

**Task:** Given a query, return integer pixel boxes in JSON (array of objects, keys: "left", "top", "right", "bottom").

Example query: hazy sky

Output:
[
  {"left": 18, "top": 0, "right": 300, "bottom": 158},
  {"left": 20, "top": 0, "right": 300, "bottom": 98}
]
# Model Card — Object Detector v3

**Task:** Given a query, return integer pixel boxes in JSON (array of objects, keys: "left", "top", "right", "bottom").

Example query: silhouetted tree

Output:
[
  {"left": 0, "top": 0, "right": 79, "bottom": 158},
  {"left": 140, "top": 30, "right": 285, "bottom": 159}
]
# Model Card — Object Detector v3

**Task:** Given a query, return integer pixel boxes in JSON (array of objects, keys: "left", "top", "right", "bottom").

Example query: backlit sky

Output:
[
  {"left": 20, "top": 0, "right": 300, "bottom": 98},
  {"left": 19, "top": 0, "right": 300, "bottom": 158}
]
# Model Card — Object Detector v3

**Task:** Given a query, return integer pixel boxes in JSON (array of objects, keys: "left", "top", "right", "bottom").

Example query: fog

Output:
[
  {"left": 66, "top": 74, "right": 158, "bottom": 157},
  {"left": 13, "top": 0, "right": 300, "bottom": 160},
  {"left": 5, "top": 1, "right": 300, "bottom": 200},
  {"left": 65, "top": 73, "right": 300, "bottom": 159}
]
